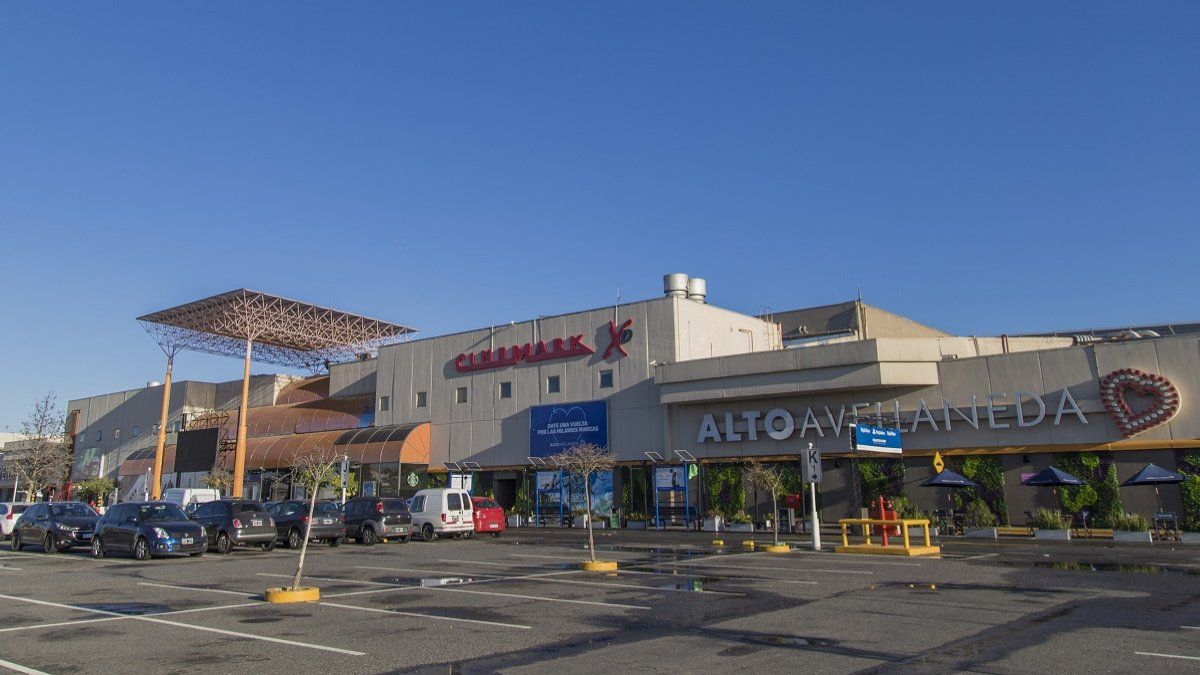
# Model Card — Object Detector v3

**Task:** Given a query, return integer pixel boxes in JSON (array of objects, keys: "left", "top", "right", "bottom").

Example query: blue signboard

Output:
[
  {"left": 529, "top": 400, "right": 608, "bottom": 457},
  {"left": 853, "top": 424, "right": 903, "bottom": 454}
]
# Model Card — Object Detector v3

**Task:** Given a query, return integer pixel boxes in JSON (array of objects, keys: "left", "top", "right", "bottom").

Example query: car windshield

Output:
[
  {"left": 139, "top": 504, "right": 188, "bottom": 522},
  {"left": 313, "top": 502, "right": 341, "bottom": 515},
  {"left": 49, "top": 503, "right": 96, "bottom": 518},
  {"left": 475, "top": 499, "right": 501, "bottom": 509},
  {"left": 383, "top": 500, "right": 408, "bottom": 514}
]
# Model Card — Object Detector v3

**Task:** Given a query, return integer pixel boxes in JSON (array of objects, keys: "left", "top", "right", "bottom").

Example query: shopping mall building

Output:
[{"left": 62, "top": 276, "right": 1200, "bottom": 526}]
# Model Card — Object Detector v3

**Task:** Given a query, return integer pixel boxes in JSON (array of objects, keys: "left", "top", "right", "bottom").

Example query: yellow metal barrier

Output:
[{"left": 836, "top": 518, "right": 941, "bottom": 557}]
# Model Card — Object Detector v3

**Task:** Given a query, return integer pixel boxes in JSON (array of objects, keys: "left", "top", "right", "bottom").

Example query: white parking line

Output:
[
  {"left": 0, "top": 602, "right": 260, "bottom": 634},
  {"left": 357, "top": 564, "right": 743, "bottom": 596},
  {"left": 1136, "top": 652, "right": 1200, "bottom": 661},
  {"left": 257, "top": 572, "right": 651, "bottom": 610},
  {"left": 1183, "top": 626, "right": 1200, "bottom": 630},
  {"left": 137, "top": 582, "right": 260, "bottom": 598},
  {"left": 0, "top": 550, "right": 130, "bottom": 565},
  {"left": 652, "top": 560, "right": 871, "bottom": 575},
  {"left": 0, "top": 656, "right": 51, "bottom": 674},
  {"left": 320, "top": 602, "right": 532, "bottom": 630},
  {"left": 0, "top": 593, "right": 363, "bottom": 656}
]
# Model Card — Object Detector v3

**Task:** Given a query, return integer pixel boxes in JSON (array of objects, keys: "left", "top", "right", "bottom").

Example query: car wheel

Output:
[
  {"left": 361, "top": 528, "right": 377, "bottom": 547},
  {"left": 328, "top": 537, "right": 341, "bottom": 547},
  {"left": 215, "top": 532, "right": 233, "bottom": 555},
  {"left": 287, "top": 529, "right": 303, "bottom": 549},
  {"left": 260, "top": 540, "right": 276, "bottom": 552},
  {"left": 10, "top": 532, "right": 21, "bottom": 551},
  {"left": 452, "top": 532, "right": 463, "bottom": 540},
  {"left": 422, "top": 524, "right": 436, "bottom": 542},
  {"left": 133, "top": 537, "right": 151, "bottom": 561},
  {"left": 464, "top": 531, "right": 473, "bottom": 540},
  {"left": 397, "top": 535, "right": 410, "bottom": 544},
  {"left": 491, "top": 532, "right": 502, "bottom": 538},
  {"left": 91, "top": 537, "right": 104, "bottom": 558},
  {"left": 43, "top": 534, "right": 56, "bottom": 554}
]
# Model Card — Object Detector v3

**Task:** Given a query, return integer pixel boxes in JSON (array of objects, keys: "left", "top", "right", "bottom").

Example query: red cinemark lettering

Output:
[{"left": 454, "top": 334, "right": 594, "bottom": 373}]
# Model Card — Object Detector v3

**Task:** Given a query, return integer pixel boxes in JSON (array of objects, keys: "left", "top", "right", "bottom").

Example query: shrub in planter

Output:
[
  {"left": 726, "top": 511, "right": 754, "bottom": 532},
  {"left": 1112, "top": 512, "right": 1150, "bottom": 532},
  {"left": 1032, "top": 507, "right": 1071, "bottom": 530},
  {"left": 963, "top": 500, "right": 997, "bottom": 528}
]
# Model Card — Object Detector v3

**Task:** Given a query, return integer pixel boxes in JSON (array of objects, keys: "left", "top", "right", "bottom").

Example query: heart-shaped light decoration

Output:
[{"left": 1099, "top": 368, "right": 1180, "bottom": 438}]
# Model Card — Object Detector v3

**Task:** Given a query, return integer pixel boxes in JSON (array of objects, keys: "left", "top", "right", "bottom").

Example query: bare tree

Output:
[
  {"left": 7, "top": 391, "right": 73, "bottom": 501},
  {"left": 286, "top": 444, "right": 340, "bottom": 591},
  {"left": 744, "top": 461, "right": 785, "bottom": 545},
  {"left": 200, "top": 466, "right": 233, "bottom": 494},
  {"left": 547, "top": 443, "right": 614, "bottom": 562}
]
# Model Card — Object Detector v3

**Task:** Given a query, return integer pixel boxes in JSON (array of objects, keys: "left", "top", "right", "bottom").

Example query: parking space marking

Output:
[
  {"left": 137, "top": 582, "right": 261, "bottom": 599},
  {"left": 320, "top": 602, "right": 533, "bottom": 630},
  {"left": 0, "top": 550, "right": 130, "bottom": 564},
  {"left": 257, "top": 572, "right": 651, "bottom": 610},
  {"left": 0, "top": 656, "right": 51, "bottom": 675},
  {"left": 0, "top": 593, "right": 364, "bottom": 656},
  {"left": 653, "top": 560, "right": 871, "bottom": 575},
  {"left": 357, "top": 564, "right": 743, "bottom": 596},
  {"left": 1136, "top": 652, "right": 1200, "bottom": 661},
  {"left": 0, "top": 602, "right": 261, "bottom": 634}
]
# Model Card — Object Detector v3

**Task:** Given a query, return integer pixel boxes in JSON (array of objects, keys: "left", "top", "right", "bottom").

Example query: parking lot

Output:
[{"left": 1, "top": 529, "right": 1199, "bottom": 673}]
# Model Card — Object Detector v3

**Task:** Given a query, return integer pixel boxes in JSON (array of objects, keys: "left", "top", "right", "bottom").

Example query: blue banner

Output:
[
  {"left": 529, "top": 400, "right": 608, "bottom": 457},
  {"left": 853, "top": 424, "right": 903, "bottom": 454}
]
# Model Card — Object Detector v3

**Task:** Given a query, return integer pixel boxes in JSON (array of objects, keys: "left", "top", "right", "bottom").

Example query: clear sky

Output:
[{"left": 1, "top": 2, "right": 1197, "bottom": 429}]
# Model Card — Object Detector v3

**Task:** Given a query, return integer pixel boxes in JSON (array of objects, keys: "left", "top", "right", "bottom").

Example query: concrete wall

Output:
[{"left": 330, "top": 359, "right": 378, "bottom": 399}]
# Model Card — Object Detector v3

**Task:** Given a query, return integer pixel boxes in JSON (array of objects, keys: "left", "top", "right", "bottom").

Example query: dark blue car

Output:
[{"left": 92, "top": 502, "right": 206, "bottom": 560}]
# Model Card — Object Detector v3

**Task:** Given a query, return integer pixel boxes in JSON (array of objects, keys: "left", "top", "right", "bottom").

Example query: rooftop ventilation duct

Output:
[
  {"left": 663, "top": 273, "right": 688, "bottom": 298},
  {"left": 686, "top": 277, "right": 707, "bottom": 303}
]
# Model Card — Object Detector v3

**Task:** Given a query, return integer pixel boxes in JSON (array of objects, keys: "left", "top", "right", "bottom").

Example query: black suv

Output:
[
  {"left": 343, "top": 497, "right": 412, "bottom": 545},
  {"left": 189, "top": 500, "right": 277, "bottom": 553},
  {"left": 11, "top": 502, "right": 99, "bottom": 553},
  {"left": 269, "top": 500, "right": 345, "bottom": 548}
]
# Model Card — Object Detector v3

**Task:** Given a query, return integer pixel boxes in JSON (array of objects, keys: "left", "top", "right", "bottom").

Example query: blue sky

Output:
[{"left": 1, "top": 2, "right": 1197, "bottom": 428}]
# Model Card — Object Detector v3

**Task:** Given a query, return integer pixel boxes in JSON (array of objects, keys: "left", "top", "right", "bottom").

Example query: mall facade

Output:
[{"left": 64, "top": 276, "right": 1200, "bottom": 526}]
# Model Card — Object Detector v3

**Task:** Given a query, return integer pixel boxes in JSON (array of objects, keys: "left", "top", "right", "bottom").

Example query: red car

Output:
[{"left": 471, "top": 497, "right": 506, "bottom": 537}]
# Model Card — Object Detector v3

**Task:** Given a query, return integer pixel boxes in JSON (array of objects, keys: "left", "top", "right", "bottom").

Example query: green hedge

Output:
[
  {"left": 1053, "top": 452, "right": 1124, "bottom": 528},
  {"left": 706, "top": 464, "right": 745, "bottom": 519},
  {"left": 857, "top": 458, "right": 905, "bottom": 506},
  {"left": 1177, "top": 451, "right": 1200, "bottom": 531},
  {"left": 945, "top": 455, "right": 1008, "bottom": 525}
]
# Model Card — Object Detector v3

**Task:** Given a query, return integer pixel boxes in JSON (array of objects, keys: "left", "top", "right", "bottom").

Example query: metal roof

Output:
[{"left": 138, "top": 289, "right": 416, "bottom": 372}]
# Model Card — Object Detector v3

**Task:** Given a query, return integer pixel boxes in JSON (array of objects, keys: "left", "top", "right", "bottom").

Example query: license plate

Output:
[
  {"left": 251, "top": 520, "right": 262, "bottom": 527},
  {"left": 488, "top": 523, "right": 499, "bottom": 529},
  {"left": 181, "top": 537, "right": 194, "bottom": 545},
  {"left": 79, "top": 533, "right": 92, "bottom": 539},
  {"left": 322, "top": 519, "right": 333, "bottom": 525}
]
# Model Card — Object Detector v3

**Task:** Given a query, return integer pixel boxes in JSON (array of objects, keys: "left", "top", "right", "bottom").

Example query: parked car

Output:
[
  {"left": 410, "top": 488, "right": 474, "bottom": 541},
  {"left": 0, "top": 503, "right": 31, "bottom": 540},
  {"left": 471, "top": 497, "right": 506, "bottom": 538},
  {"left": 91, "top": 502, "right": 206, "bottom": 560},
  {"left": 343, "top": 497, "right": 412, "bottom": 545},
  {"left": 162, "top": 488, "right": 222, "bottom": 516},
  {"left": 10, "top": 502, "right": 99, "bottom": 553},
  {"left": 268, "top": 500, "right": 345, "bottom": 548},
  {"left": 189, "top": 500, "right": 277, "bottom": 553}
]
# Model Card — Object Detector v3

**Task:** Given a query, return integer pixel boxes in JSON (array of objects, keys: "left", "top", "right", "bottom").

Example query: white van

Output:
[
  {"left": 409, "top": 488, "right": 474, "bottom": 541},
  {"left": 161, "top": 488, "right": 221, "bottom": 515}
]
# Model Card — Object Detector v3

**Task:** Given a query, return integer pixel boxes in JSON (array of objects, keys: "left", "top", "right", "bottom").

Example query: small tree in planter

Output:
[
  {"left": 201, "top": 467, "right": 233, "bottom": 495},
  {"left": 73, "top": 477, "right": 117, "bottom": 507},
  {"left": 265, "top": 445, "right": 339, "bottom": 603},
  {"left": 744, "top": 461, "right": 788, "bottom": 551},
  {"left": 547, "top": 443, "right": 615, "bottom": 571}
]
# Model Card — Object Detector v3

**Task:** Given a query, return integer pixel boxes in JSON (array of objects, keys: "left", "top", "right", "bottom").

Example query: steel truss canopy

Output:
[{"left": 138, "top": 289, "right": 416, "bottom": 372}]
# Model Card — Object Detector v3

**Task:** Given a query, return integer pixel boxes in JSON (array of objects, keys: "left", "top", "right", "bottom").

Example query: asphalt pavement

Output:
[{"left": 0, "top": 528, "right": 1198, "bottom": 673}]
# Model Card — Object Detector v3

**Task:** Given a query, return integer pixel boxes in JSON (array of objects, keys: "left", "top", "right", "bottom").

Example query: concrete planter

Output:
[
  {"left": 1113, "top": 530, "right": 1153, "bottom": 543},
  {"left": 726, "top": 523, "right": 754, "bottom": 533},
  {"left": 702, "top": 517, "right": 723, "bottom": 532},
  {"left": 571, "top": 515, "right": 589, "bottom": 529},
  {"left": 626, "top": 521, "right": 647, "bottom": 530},
  {"left": 1180, "top": 532, "right": 1200, "bottom": 544},
  {"left": 506, "top": 515, "right": 526, "bottom": 528},
  {"left": 1035, "top": 529, "right": 1071, "bottom": 541},
  {"left": 965, "top": 527, "right": 998, "bottom": 540}
]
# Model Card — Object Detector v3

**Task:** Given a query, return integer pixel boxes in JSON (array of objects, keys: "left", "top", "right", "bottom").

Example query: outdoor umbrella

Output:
[
  {"left": 1121, "top": 463, "right": 1185, "bottom": 513},
  {"left": 1021, "top": 467, "right": 1084, "bottom": 487},
  {"left": 921, "top": 469, "right": 978, "bottom": 530}
]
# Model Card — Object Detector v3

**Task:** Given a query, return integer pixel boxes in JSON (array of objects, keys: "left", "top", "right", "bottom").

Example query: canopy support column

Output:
[
  {"left": 151, "top": 353, "right": 175, "bottom": 500},
  {"left": 232, "top": 336, "right": 252, "bottom": 498}
]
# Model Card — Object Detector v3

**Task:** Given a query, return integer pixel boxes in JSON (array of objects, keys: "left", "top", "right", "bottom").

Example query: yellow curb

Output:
[
  {"left": 742, "top": 541, "right": 756, "bottom": 549},
  {"left": 764, "top": 544, "right": 790, "bottom": 553},
  {"left": 711, "top": 539, "right": 725, "bottom": 546},
  {"left": 580, "top": 560, "right": 618, "bottom": 572},
  {"left": 264, "top": 586, "right": 320, "bottom": 604}
]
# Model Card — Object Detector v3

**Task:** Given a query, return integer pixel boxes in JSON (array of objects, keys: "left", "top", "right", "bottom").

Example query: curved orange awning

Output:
[{"left": 121, "top": 423, "right": 431, "bottom": 476}]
